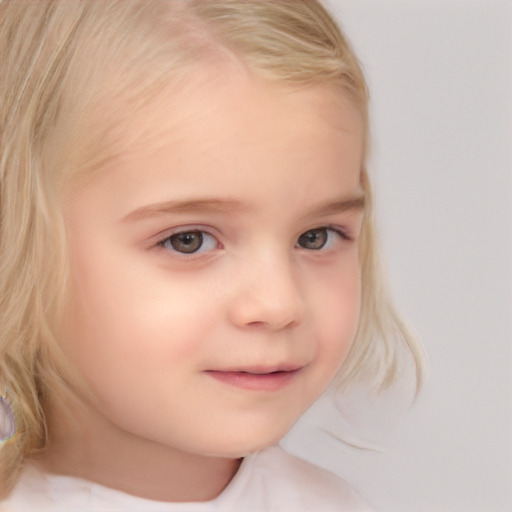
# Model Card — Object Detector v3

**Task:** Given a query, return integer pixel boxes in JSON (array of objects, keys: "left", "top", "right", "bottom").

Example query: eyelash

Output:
[
  {"left": 296, "top": 226, "right": 352, "bottom": 250},
  {"left": 157, "top": 230, "right": 219, "bottom": 255},
  {"left": 156, "top": 225, "right": 352, "bottom": 256}
]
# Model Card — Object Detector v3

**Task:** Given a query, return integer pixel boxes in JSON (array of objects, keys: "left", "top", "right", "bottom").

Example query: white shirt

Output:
[{"left": 1, "top": 445, "right": 373, "bottom": 511}]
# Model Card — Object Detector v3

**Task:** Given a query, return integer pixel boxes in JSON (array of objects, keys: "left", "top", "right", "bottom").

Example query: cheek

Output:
[
  {"left": 313, "top": 261, "right": 361, "bottom": 364},
  {"left": 58, "top": 241, "right": 219, "bottom": 395},
  {"left": 62, "top": 273, "right": 211, "bottom": 365},
  {"left": 57, "top": 278, "right": 213, "bottom": 423}
]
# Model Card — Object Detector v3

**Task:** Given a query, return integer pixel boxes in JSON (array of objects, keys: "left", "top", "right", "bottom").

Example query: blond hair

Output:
[{"left": 0, "top": 0, "right": 424, "bottom": 498}]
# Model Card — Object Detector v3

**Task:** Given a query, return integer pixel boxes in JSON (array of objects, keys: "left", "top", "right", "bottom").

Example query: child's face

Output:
[{"left": 59, "top": 70, "right": 364, "bottom": 458}]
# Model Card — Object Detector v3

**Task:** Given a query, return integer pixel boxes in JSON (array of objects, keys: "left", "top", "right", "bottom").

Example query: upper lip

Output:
[{"left": 205, "top": 364, "right": 306, "bottom": 375}]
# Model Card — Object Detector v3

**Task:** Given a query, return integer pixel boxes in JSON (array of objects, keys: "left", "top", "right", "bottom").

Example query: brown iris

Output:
[
  {"left": 297, "top": 228, "right": 328, "bottom": 250},
  {"left": 169, "top": 231, "right": 204, "bottom": 253}
]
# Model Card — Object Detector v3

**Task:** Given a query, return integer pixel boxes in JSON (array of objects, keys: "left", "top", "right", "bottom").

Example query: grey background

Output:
[{"left": 284, "top": 1, "right": 512, "bottom": 511}]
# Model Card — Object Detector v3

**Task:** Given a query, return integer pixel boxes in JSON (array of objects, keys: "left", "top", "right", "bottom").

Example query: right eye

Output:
[{"left": 158, "top": 230, "right": 218, "bottom": 254}]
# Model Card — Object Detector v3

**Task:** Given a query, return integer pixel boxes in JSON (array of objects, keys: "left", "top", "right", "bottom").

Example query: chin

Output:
[{"left": 196, "top": 421, "right": 294, "bottom": 459}]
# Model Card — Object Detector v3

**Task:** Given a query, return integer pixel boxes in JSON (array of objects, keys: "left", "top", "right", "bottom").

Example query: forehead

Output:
[
  {"left": 66, "top": 67, "right": 365, "bottom": 218},
  {"left": 104, "top": 68, "right": 363, "bottom": 168}
]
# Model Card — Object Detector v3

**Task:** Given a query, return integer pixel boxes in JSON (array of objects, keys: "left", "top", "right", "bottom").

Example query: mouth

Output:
[{"left": 204, "top": 366, "right": 304, "bottom": 392}]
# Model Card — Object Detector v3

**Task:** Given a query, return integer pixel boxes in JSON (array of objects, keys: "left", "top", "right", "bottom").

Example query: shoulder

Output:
[
  {"left": 237, "top": 445, "right": 374, "bottom": 512},
  {"left": 0, "top": 466, "right": 57, "bottom": 512},
  {"left": 1, "top": 466, "right": 111, "bottom": 512},
  {"left": 2, "top": 449, "right": 374, "bottom": 512}
]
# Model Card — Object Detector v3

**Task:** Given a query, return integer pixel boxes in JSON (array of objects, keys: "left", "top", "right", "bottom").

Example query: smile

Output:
[{"left": 204, "top": 366, "right": 304, "bottom": 392}]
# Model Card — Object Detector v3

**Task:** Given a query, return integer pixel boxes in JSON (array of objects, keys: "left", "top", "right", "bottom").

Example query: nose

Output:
[{"left": 227, "top": 253, "right": 305, "bottom": 331}]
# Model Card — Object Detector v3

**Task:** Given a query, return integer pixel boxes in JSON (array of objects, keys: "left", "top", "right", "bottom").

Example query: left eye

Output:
[
  {"left": 296, "top": 227, "right": 345, "bottom": 250},
  {"left": 159, "top": 230, "right": 218, "bottom": 254}
]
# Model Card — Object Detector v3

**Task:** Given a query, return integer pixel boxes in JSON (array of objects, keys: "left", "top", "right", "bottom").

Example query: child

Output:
[{"left": 0, "top": 1, "right": 423, "bottom": 510}]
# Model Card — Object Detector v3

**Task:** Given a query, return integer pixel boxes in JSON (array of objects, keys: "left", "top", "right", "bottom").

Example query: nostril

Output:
[{"left": 227, "top": 263, "right": 304, "bottom": 330}]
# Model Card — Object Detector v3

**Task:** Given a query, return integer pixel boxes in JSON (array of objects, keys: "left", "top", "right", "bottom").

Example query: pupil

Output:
[
  {"left": 299, "top": 229, "right": 327, "bottom": 250},
  {"left": 171, "top": 232, "right": 203, "bottom": 253}
]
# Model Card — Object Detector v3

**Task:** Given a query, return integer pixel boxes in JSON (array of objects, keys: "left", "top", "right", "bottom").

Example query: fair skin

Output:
[{"left": 42, "top": 68, "right": 365, "bottom": 502}]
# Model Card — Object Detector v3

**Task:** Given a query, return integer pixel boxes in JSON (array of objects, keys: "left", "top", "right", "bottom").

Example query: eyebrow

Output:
[
  {"left": 122, "top": 194, "right": 366, "bottom": 222},
  {"left": 306, "top": 194, "right": 366, "bottom": 218},
  {"left": 123, "top": 198, "right": 247, "bottom": 222}
]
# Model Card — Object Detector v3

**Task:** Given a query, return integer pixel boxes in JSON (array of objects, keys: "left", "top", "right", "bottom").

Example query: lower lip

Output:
[{"left": 205, "top": 369, "right": 302, "bottom": 391}]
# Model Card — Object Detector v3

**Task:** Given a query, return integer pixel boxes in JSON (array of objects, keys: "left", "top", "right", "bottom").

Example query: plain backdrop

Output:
[{"left": 283, "top": 1, "right": 512, "bottom": 511}]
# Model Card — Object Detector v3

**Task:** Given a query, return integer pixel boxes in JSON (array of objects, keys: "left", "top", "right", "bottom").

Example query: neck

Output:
[{"left": 37, "top": 396, "right": 242, "bottom": 503}]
